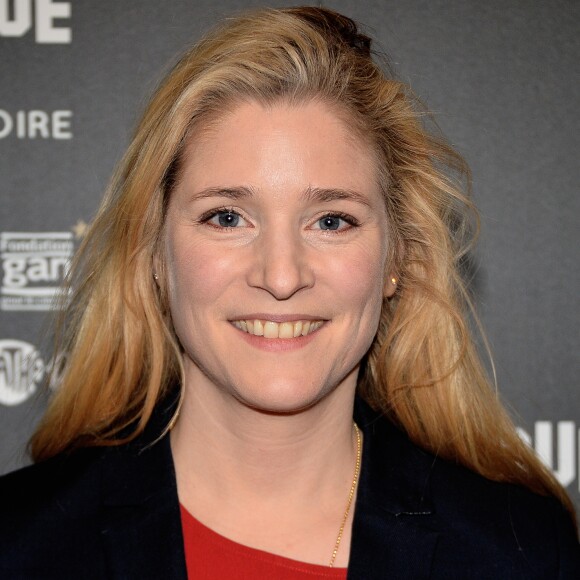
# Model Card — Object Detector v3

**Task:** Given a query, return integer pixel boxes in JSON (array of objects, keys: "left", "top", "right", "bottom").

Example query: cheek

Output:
[
  {"left": 323, "top": 241, "right": 387, "bottom": 315},
  {"left": 165, "top": 235, "right": 238, "bottom": 313}
]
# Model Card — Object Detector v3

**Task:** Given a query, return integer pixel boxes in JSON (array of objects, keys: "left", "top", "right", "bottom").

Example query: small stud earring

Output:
[
  {"left": 391, "top": 277, "right": 397, "bottom": 286},
  {"left": 153, "top": 273, "right": 159, "bottom": 281}
]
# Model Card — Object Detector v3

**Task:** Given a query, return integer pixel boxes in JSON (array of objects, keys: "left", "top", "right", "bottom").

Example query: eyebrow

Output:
[
  {"left": 301, "top": 186, "right": 372, "bottom": 208},
  {"left": 188, "top": 186, "right": 256, "bottom": 202}
]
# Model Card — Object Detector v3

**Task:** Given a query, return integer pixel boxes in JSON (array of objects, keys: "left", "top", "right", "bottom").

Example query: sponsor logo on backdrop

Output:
[
  {"left": 0, "top": 339, "right": 65, "bottom": 406},
  {"left": 518, "top": 423, "right": 579, "bottom": 491},
  {"left": 0, "top": 338, "right": 44, "bottom": 405},
  {"left": 0, "top": 109, "right": 73, "bottom": 139},
  {"left": 0, "top": 221, "right": 87, "bottom": 311},
  {"left": 0, "top": 0, "right": 71, "bottom": 43}
]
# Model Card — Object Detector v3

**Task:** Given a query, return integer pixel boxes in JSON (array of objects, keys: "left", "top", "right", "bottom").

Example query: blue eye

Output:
[
  {"left": 319, "top": 216, "right": 342, "bottom": 230},
  {"left": 316, "top": 214, "right": 358, "bottom": 231},
  {"left": 199, "top": 208, "right": 250, "bottom": 230},
  {"left": 210, "top": 211, "right": 241, "bottom": 227}
]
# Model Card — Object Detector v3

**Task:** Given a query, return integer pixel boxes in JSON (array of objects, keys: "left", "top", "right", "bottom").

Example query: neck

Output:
[
  {"left": 170, "top": 365, "right": 360, "bottom": 567},
  {"left": 171, "top": 369, "right": 358, "bottom": 502}
]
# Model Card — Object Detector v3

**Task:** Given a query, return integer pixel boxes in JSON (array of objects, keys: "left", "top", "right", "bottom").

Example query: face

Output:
[{"left": 162, "top": 100, "right": 394, "bottom": 414}]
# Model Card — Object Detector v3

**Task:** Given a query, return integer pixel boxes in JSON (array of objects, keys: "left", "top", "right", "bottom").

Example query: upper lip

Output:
[{"left": 230, "top": 314, "right": 326, "bottom": 323}]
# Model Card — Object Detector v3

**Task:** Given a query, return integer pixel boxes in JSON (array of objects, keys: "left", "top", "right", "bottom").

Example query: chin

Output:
[{"left": 233, "top": 381, "right": 331, "bottom": 416}]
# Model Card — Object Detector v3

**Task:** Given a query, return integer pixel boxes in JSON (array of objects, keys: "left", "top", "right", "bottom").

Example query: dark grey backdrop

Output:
[{"left": 1, "top": 0, "right": 578, "bottom": 514}]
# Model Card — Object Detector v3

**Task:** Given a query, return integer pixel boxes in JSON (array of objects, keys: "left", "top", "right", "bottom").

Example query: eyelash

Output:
[
  {"left": 197, "top": 207, "right": 247, "bottom": 228},
  {"left": 315, "top": 212, "right": 360, "bottom": 231},
  {"left": 196, "top": 208, "right": 360, "bottom": 231}
]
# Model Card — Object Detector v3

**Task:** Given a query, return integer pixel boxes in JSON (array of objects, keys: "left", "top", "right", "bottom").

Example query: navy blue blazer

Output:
[{"left": 1, "top": 396, "right": 579, "bottom": 579}]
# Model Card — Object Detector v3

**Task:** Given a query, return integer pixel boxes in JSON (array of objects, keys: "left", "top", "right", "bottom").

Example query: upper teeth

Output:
[{"left": 232, "top": 319, "right": 323, "bottom": 338}]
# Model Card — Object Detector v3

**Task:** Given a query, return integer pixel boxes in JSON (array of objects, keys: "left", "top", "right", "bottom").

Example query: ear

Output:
[
  {"left": 384, "top": 236, "right": 404, "bottom": 299},
  {"left": 152, "top": 252, "right": 162, "bottom": 288},
  {"left": 384, "top": 273, "right": 397, "bottom": 298}
]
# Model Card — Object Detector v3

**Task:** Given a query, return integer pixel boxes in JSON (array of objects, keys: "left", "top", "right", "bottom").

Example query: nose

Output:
[{"left": 247, "top": 226, "right": 314, "bottom": 300}]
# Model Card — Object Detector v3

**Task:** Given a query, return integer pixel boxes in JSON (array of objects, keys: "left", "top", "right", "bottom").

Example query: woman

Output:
[{"left": 1, "top": 6, "right": 578, "bottom": 579}]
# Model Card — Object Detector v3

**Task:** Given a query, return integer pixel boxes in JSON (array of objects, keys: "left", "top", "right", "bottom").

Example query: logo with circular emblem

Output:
[{"left": 0, "top": 339, "right": 45, "bottom": 406}]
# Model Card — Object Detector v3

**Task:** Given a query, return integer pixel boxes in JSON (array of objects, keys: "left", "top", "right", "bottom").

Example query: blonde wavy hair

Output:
[{"left": 31, "top": 6, "right": 575, "bottom": 521}]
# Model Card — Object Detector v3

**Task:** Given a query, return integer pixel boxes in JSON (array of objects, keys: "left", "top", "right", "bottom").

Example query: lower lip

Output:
[{"left": 230, "top": 323, "right": 325, "bottom": 352}]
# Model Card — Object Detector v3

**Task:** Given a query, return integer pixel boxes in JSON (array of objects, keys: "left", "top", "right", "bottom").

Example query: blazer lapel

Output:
[
  {"left": 98, "top": 399, "right": 188, "bottom": 580},
  {"left": 348, "top": 399, "right": 440, "bottom": 579}
]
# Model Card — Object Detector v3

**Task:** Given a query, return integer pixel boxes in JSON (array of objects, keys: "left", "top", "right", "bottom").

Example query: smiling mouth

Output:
[{"left": 231, "top": 319, "right": 324, "bottom": 339}]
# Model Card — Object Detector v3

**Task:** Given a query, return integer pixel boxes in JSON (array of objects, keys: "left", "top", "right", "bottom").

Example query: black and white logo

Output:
[
  {"left": 0, "top": 338, "right": 44, "bottom": 406},
  {"left": 1, "top": 231, "right": 73, "bottom": 311}
]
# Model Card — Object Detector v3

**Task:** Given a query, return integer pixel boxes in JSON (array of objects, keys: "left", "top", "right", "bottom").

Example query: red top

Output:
[{"left": 180, "top": 505, "right": 348, "bottom": 579}]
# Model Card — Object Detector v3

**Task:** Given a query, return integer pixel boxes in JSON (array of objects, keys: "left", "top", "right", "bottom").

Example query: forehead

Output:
[{"left": 175, "top": 99, "right": 381, "bottom": 201}]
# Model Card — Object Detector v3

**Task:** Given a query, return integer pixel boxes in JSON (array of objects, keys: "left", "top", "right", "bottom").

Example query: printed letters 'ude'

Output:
[{"left": 0, "top": 0, "right": 71, "bottom": 44}]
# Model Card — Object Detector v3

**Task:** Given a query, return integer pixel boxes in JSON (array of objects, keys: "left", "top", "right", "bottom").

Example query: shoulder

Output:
[
  {"left": 0, "top": 447, "right": 110, "bottom": 576},
  {"left": 0, "top": 389, "right": 183, "bottom": 578},
  {"left": 0, "top": 446, "right": 103, "bottom": 504},
  {"left": 0, "top": 447, "right": 104, "bottom": 521},
  {"left": 428, "top": 451, "right": 580, "bottom": 576},
  {"left": 0, "top": 422, "right": 180, "bottom": 578},
  {"left": 0, "top": 392, "right": 179, "bottom": 525},
  {"left": 355, "top": 401, "right": 580, "bottom": 578}
]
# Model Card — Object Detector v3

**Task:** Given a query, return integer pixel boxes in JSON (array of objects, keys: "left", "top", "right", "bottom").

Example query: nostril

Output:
[{"left": 248, "top": 238, "right": 314, "bottom": 299}]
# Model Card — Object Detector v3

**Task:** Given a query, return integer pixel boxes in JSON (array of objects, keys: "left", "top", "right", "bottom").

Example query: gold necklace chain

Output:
[{"left": 329, "top": 422, "right": 362, "bottom": 567}]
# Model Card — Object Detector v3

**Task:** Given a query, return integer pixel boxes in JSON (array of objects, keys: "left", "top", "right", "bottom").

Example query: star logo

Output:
[{"left": 72, "top": 219, "right": 89, "bottom": 239}]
